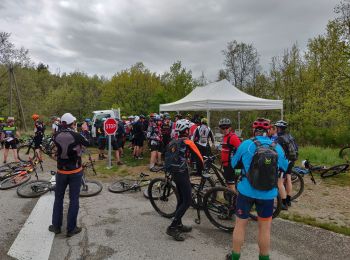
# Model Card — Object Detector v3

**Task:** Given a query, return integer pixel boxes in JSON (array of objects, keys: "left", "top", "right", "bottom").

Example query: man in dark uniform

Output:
[{"left": 49, "top": 113, "right": 89, "bottom": 237}]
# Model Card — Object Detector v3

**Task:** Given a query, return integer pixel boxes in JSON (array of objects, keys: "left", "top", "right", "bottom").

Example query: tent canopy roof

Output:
[{"left": 159, "top": 79, "right": 283, "bottom": 112}]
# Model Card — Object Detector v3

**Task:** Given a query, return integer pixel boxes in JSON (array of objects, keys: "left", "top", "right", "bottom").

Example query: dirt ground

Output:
[{"left": 286, "top": 175, "right": 350, "bottom": 228}]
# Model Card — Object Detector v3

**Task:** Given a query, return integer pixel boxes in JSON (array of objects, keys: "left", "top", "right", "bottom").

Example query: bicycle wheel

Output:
[
  {"left": 249, "top": 195, "right": 282, "bottom": 221},
  {"left": 290, "top": 171, "right": 304, "bottom": 201},
  {"left": 48, "top": 143, "right": 57, "bottom": 161},
  {"left": 320, "top": 164, "right": 349, "bottom": 178},
  {"left": 0, "top": 173, "right": 31, "bottom": 190},
  {"left": 148, "top": 177, "right": 178, "bottom": 218},
  {"left": 108, "top": 179, "right": 138, "bottom": 193},
  {"left": 203, "top": 186, "right": 236, "bottom": 232},
  {"left": 339, "top": 146, "right": 350, "bottom": 162},
  {"left": 80, "top": 180, "right": 103, "bottom": 197},
  {"left": 17, "top": 180, "right": 52, "bottom": 198},
  {"left": 17, "top": 145, "right": 36, "bottom": 162}
]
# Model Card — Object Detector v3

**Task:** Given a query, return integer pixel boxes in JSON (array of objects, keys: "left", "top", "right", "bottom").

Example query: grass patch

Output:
[
  {"left": 279, "top": 212, "right": 350, "bottom": 236},
  {"left": 297, "top": 146, "right": 345, "bottom": 166},
  {"left": 83, "top": 145, "right": 150, "bottom": 179}
]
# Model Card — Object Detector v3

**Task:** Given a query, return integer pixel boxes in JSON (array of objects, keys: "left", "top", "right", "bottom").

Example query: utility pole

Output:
[{"left": 8, "top": 65, "right": 27, "bottom": 131}]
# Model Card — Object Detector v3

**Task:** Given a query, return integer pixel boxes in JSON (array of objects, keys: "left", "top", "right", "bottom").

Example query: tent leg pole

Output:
[
  {"left": 281, "top": 108, "right": 283, "bottom": 120},
  {"left": 238, "top": 111, "right": 240, "bottom": 131},
  {"left": 207, "top": 110, "right": 210, "bottom": 128}
]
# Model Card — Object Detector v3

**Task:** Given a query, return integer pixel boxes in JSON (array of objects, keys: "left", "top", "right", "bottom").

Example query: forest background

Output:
[{"left": 1, "top": 1, "right": 350, "bottom": 146}]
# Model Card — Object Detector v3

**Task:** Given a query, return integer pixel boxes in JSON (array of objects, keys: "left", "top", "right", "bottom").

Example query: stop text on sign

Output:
[{"left": 104, "top": 118, "right": 118, "bottom": 135}]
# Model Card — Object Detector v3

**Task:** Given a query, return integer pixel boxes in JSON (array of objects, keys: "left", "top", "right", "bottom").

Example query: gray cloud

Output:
[{"left": 0, "top": 0, "right": 340, "bottom": 80}]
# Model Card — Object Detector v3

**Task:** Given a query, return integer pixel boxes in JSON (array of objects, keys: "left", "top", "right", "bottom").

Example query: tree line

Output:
[{"left": 1, "top": 1, "right": 350, "bottom": 146}]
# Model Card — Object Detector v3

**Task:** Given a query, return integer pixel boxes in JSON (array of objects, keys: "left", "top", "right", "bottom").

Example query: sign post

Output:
[{"left": 103, "top": 118, "right": 118, "bottom": 169}]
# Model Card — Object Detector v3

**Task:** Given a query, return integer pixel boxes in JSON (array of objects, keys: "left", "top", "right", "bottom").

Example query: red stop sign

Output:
[{"left": 104, "top": 118, "right": 118, "bottom": 135}]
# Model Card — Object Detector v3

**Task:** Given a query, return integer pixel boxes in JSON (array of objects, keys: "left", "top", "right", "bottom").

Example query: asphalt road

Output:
[{"left": 0, "top": 151, "right": 349, "bottom": 260}]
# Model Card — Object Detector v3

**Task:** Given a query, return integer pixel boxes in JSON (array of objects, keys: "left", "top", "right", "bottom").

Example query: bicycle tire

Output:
[
  {"left": 0, "top": 173, "right": 31, "bottom": 190},
  {"left": 290, "top": 171, "right": 304, "bottom": 201},
  {"left": 203, "top": 186, "right": 236, "bottom": 232},
  {"left": 108, "top": 179, "right": 139, "bottom": 193},
  {"left": 80, "top": 180, "right": 103, "bottom": 197},
  {"left": 249, "top": 195, "right": 282, "bottom": 221},
  {"left": 17, "top": 180, "right": 52, "bottom": 198},
  {"left": 148, "top": 177, "right": 178, "bottom": 218},
  {"left": 339, "top": 146, "right": 350, "bottom": 162},
  {"left": 320, "top": 164, "right": 349, "bottom": 178},
  {"left": 17, "top": 145, "right": 36, "bottom": 162}
]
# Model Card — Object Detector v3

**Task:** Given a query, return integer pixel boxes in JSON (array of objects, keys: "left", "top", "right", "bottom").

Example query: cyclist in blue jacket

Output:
[{"left": 227, "top": 118, "right": 288, "bottom": 260}]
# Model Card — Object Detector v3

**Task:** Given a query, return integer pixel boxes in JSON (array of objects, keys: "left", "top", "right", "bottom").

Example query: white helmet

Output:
[
  {"left": 134, "top": 116, "right": 140, "bottom": 122},
  {"left": 175, "top": 119, "right": 190, "bottom": 132},
  {"left": 61, "top": 113, "right": 76, "bottom": 125}
]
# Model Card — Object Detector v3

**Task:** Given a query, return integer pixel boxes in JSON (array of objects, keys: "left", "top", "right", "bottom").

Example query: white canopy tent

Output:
[{"left": 159, "top": 79, "right": 283, "bottom": 129}]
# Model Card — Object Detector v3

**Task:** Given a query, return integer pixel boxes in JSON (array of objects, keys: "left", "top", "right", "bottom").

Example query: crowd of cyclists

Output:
[{"left": 0, "top": 111, "right": 298, "bottom": 260}]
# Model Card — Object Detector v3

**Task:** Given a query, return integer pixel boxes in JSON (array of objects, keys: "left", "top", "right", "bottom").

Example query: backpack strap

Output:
[{"left": 251, "top": 137, "right": 262, "bottom": 147}]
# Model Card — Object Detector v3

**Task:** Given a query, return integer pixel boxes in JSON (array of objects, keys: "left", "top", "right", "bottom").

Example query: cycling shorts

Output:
[
  {"left": 98, "top": 138, "right": 106, "bottom": 150},
  {"left": 33, "top": 135, "right": 43, "bottom": 149},
  {"left": 112, "top": 139, "right": 123, "bottom": 150},
  {"left": 5, "top": 139, "right": 17, "bottom": 149},
  {"left": 150, "top": 144, "right": 161, "bottom": 152},
  {"left": 285, "top": 161, "right": 295, "bottom": 175},
  {"left": 134, "top": 136, "right": 144, "bottom": 147},
  {"left": 235, "top": 193, "right": 274, "bottom": 220},
  {"left": 222, "top": 165, "right": 235, "bottom": 184}
]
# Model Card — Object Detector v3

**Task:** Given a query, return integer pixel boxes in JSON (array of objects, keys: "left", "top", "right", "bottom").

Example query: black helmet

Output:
[
  {"left": 219, "top": 118, "right": 231, "bottom": 127},
  {"left": 275, "top": 120, "right": 288, "bottom": 128}
]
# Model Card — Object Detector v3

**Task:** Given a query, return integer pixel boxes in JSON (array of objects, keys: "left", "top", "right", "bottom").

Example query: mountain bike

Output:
[
  {"left": 17, "top": 150, "right": 102, "bottom": 198},
  {"left": 17, "top": 169, "right": 103, "bottom": 198},
  {"left": 147, "top": 166, "right": 236, "bottom": 232},
  {"left": 108, "top": 172, "right": 151, "bottom": 194},
  {"left": 203, "top": 155, "right": 282, "bottom": 221},
  {"left": 0, "top": 159, "right": 43, "bottom": 190},
  {"left": 294, "top": 159, "right": 349, "bottom": 180},
  {"left": 17, "top": 135, "right": 57, "bottom": 162}
]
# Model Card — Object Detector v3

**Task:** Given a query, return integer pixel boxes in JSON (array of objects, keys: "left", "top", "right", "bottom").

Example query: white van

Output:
[{"left": 91, "top": 109, "right": 120, "bottom": 138}]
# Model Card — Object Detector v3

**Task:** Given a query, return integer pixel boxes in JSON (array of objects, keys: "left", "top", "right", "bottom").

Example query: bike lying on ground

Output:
[
  {"left": 17, "top": 170, "right": 103, "bottom": 198},
  {"left": 108, "top": 172, "right": 151, "bottom": 196},
  {"left": 294, "top": 159, "right": 349, "bottom": 180},
  {"left": 17, "top": 135, "right": 57, "bottom": 162},
  {"left": 0, "top": 159, "right": 43, "bottom": 190},
  {"left": 17, "top": 149, "right": 102, "bottom": 198}
]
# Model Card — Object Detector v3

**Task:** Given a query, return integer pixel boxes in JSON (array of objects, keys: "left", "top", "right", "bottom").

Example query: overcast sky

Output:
[{"left": 0, "top": 0, "right": 340, "bottom": 80}]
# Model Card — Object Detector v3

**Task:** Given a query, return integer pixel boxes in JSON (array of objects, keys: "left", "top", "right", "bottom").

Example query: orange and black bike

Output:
[{"left": 0, "top": 159, "right": 43, "bottom": 190}]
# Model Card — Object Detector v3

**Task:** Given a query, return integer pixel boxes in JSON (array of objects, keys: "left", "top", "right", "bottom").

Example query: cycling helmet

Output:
[
  {"left": 185, "top": 113, "right": 192, "bottom": 119},
  {"left": 150, "top": 113, "right": 156, "bottom": 118},
  {"left": 61, "top": 113, "right": 76, "bottom": 125},
  {"left": 0, "top": 117, "right": 4, "bottom": 121},
  {"left": 175, "top": 119, "right": 190, "bottom": 132},
  {"left": 163, "top": 112, "right": 170, "bottom": 118},
  {"left": 32, "top": 114, "right": 39, "bottom": 121},
  {"left": 154, "top": 115, "right": 161, "bottom": 121},
  {"left": 84, "top": 118, "right": 91, "bottom": 122},
  {"left": 128, "top": 115, "right": 135, "bottom": 120},
  {"left": 275, "top": 120, "right": 288, "bottom": 128},
  {"left": 219, "top": 118, "right": 231, "bottom": 127},
  {"left": 201, "top": 117, "right": 208, "bottom": 124},
  {"left": 139, "top": 114, "right": 145, "bottom": 119},
  {"left": 7, "top": 117, "right": 15, "bottom": 122},
  {"left": 252, "top": 118, "right": 270, "bottom": 130},
  {"left": 134, "top": 116, "right": 140, "bottom": 122}
]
